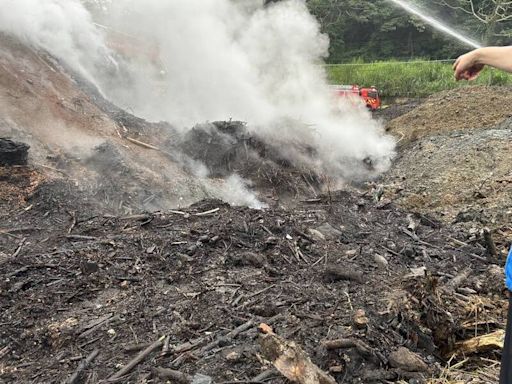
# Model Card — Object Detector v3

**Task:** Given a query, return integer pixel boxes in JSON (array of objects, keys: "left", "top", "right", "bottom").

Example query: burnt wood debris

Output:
[{"left": 1, "top": 180, "right": 508, "bottom": 383}]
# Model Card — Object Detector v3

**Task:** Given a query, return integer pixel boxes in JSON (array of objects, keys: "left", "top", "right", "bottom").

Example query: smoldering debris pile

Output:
[
  {"left": 0, "top": 33, "right": 317, "bottom": 213},
  {"left": 179, "top": 121, "right": 322, "bottom": 200},
  {"left": 0, "top": 186, "right": 507, "bottom": 383}
]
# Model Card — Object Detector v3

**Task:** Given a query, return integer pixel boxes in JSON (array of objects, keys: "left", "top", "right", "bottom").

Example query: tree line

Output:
[{"left": 304, "top": 0, "right": 512, "bottom": 63}]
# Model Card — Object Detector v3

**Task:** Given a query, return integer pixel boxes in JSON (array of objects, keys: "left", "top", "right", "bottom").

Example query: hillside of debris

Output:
[
  {"left": 0, "top": 33, "right": 210, "bottom": 211},
  {"left": 0, "top": 34, "right": 325, "bottom": 213}
]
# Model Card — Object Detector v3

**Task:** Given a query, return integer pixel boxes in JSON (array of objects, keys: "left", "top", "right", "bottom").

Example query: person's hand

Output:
[{"left": 453, "top": 50, "right": 485, "bottom": 81}]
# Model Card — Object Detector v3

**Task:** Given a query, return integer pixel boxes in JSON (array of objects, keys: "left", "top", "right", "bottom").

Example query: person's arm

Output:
[{"left": 454, "top": 46, "right": 512, "bottom": 81}]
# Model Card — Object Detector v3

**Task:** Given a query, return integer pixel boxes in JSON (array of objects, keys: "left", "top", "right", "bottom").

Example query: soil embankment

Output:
[{"left": 382, "top": 87, "right": 512, "bottom": 248}]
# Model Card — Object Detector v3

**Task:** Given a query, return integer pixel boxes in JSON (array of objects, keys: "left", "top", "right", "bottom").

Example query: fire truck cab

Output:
[{"left": 331, "top": 84, "right": 381, "bottom": 111}]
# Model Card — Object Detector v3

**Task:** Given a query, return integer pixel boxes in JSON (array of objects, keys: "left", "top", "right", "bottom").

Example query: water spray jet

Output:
[{"left": 388, "top": 0, "right": 482, "bottom": 49}]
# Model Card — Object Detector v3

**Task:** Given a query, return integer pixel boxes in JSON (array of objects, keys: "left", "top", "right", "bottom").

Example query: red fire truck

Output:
[{"left": 331, "top": 84, "right": 382, "bottom": 111}]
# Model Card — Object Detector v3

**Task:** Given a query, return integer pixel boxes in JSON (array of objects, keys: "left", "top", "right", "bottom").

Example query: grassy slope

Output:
[{"left": 326, "top": 60, "right": 512, "bottom": 98}]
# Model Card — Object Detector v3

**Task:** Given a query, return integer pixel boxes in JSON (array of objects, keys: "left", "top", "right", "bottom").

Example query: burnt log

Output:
[{"left": 0, "top": 138, "right": 29, "bottom": 166}]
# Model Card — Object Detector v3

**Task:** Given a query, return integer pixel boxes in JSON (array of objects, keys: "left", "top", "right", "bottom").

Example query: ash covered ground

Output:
[{"left": 1, "top": 172, "right": 507, "bottom": 384}]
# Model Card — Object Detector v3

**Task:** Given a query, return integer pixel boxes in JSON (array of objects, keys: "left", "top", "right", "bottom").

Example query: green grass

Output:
[{"left": 326, "top": 60, "right": 512, "bottom": 98}]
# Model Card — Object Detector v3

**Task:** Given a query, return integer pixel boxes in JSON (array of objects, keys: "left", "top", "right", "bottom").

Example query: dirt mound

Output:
[
  {"left": 386, "top": 86, "right": 512, "bottom": 144},
  {"left": 382, "top": 115, "right": 512, "bottom": 247},
  {"left": 0, "top": 34, "right": 212, "bottom": 212},
  {"left": 0, "top": 182, "right": 506, "bottom": 383}
]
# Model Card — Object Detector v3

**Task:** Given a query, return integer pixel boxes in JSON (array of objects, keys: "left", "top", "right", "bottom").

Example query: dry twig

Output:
[
  {"left": 108, "top": 336, "right": 165, "bottom": 381},
  {"left": 65, "top": 349, "right": 99, "bottom": 384}
]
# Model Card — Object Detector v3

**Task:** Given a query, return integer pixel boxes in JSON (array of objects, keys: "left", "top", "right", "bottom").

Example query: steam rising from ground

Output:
[
  {"left": 0, "top": 0, "right": 395, "bottom": 197},
  {"left": 98, "top": 0, "right": 396, "bottom": 179}
]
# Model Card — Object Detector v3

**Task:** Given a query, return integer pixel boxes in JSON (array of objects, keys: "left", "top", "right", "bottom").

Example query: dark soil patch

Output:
[{"left": 374, "top": 98, "right": 423, "bottom": 122}]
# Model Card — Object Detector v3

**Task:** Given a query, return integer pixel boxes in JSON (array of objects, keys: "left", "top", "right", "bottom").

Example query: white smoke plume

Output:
[
  {"left": 0, "top": 0, "right": 112, "bottom": 86},
  {"left": 0, "top": 0, "right": 395, "bottom": 183},
  {"left": 208, "top": 175, "right": 268, "bottom": 210}
]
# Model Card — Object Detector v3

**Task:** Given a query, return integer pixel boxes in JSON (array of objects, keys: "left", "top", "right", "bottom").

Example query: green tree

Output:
[
  {"left": 434, "top": 0, "right": 512, "bottom": 44},
  {"left": 307, "top": 0, "right": 469, "bottom": 62}
]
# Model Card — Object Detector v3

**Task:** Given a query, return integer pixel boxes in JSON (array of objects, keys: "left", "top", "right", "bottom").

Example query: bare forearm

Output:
[{"left": 474, "top": 46, "right": 512, "bottom": 73}]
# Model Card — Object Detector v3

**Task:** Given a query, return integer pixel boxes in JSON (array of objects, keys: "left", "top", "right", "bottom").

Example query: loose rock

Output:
[
  {"left": 316, "top": 223, "right": 342, "bottom": 240},
  {"left": 374, "top": 254, "right": 388, "bottom": 268},
  {"left": 353, "top": 309, "right": 369, "bottom": 329},
  {"left": 388, "top": 347, "right": 429, "bottom": 372},
  {"left": 229, "top": 252, "right": 267, "bottom": 268},
  {"left": 307, "top": 228, "right": 326, "bottom": 242},
  {"left": 323, "top": 265, "right": 364, "bottom": 283}
]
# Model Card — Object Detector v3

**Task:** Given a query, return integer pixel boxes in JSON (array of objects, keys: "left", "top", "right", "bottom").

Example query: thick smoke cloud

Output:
[
  {"left": 0, "top": 0, "right": 112, "bottom": 85},
  {"left": 0, "top": 0, "right": 395, "bottom": 183}
]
